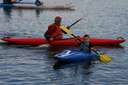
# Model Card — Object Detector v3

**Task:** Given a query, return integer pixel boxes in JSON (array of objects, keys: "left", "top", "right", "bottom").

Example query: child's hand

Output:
[{"left": 91, "top": 48, "right": 95, "bottom": 50}]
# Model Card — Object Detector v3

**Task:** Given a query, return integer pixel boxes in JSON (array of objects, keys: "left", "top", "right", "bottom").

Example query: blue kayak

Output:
[{"left": 54, "top": 50, "right": 98, "bottom": 62}]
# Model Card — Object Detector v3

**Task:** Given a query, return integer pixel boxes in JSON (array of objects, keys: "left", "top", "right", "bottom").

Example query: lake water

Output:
[{"left": 0, "top": 0, "right": 128, "bottom": 85}]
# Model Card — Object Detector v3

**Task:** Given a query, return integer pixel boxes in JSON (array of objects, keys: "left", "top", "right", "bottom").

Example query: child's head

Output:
[
  {"left": 83, "top": 34, "right": 90, "bottom": 42},
  {"left": 84, "top": 34, "right": 90, "bottom": 38}
]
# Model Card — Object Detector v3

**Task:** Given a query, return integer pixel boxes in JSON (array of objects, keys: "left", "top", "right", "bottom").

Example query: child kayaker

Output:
[
  {"left": 79, "top": 34, "right": 92, "bottom": 53},
  {"left": 79, "top": 34, "right": 99, "bottom": 54},
  {"left": 44, "top": 16, "right": 64, "bottom": 41}
]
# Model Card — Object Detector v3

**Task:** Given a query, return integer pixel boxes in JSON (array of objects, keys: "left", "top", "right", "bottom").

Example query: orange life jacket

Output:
[{"left": 45, "top": 23, "right": 63, "bottom": 40}]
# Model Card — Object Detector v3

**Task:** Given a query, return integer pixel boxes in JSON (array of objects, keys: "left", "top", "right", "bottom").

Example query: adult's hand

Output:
[{"left": 49, "top": 38, "right": 53, "bottom": 41}]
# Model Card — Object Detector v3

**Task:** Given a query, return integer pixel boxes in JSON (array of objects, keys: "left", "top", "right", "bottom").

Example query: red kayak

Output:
[{"left": 1, "top": 37, "right": 125, "bottom": 46}]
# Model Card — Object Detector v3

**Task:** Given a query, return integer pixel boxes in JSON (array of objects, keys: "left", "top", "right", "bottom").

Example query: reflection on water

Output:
[
  {"left": 2, "top": 8, "right": 43, "bottom": 22},
  {"left": 3, "top": 8, "right": 12, "bottom": 21},
  {"left": 35, "top": 9, "right": 41, "bottom": 18},
  {"left": 53, "top": 59, "right": 94, "bottom": 69},
  {"left": 17, "top": 9, "right": 23, "bottom": 18}
]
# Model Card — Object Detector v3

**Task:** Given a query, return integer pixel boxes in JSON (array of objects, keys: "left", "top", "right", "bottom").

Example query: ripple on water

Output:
[{"left": 0, "top": 0, "right": 128, "bottom": 85}]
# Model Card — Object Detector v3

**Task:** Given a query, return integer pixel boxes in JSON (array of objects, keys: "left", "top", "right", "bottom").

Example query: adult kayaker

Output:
[
  {"left": 3, "top": 0, "right": 17, "bottom": 4},
  {"left": 44, "top": 16, "right": 64, "bottom": 41},
  {"left": 35, "top": 0, "right": 42, "bottom": 6}
]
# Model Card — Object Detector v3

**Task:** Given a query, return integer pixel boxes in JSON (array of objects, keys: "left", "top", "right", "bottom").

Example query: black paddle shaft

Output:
[
  {"left": 67, "top": 18, "right": 83, "bottom": 28},
  {"left": 71, "top": 34, "right": 82, "bottom": 42},
  {"left": 62, "top": 18, "right": 83, "bottom": 34}
]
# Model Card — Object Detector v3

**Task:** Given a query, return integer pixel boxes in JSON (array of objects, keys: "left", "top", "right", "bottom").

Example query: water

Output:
[{"left": 0, "top": 0, "right": 128, "bottom": 85}]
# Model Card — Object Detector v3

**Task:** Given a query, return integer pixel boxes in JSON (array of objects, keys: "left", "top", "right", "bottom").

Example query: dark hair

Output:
[{"left": 84, "top": 34, "right": 90, "bottom": 38}]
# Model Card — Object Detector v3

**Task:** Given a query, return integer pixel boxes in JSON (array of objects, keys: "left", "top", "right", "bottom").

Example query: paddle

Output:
[
  {"left": 60, "top": 26, "right": 112, "bottom": 63},
  {"left": 91, "top": 49, "right": 112, "bottom": 63},
  {"left": 61, "top": 18, "right": 83, "bottom": 34},
  {"left": 67, "top": 18, "right": 83, "bottom": 29}
]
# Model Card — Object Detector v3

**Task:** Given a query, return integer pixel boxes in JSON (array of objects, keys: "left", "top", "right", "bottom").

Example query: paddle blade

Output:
[
  {"left": 60, "top": 25, "right": 72, "bottom": 34},
  {"left": 99, "top": 54, "right": 112, "bottom": 63}
]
